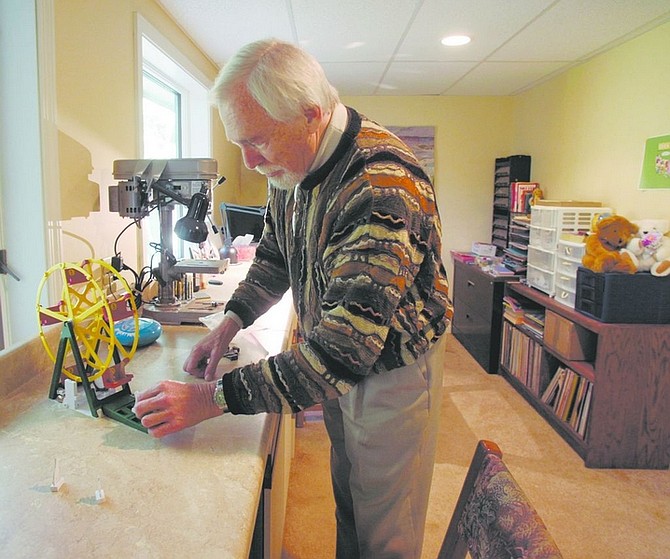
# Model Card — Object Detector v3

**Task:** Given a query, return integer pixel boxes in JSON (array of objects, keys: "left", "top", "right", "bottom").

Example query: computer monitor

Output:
[{"left": 220, "top": 202, "right": 266, "bottom": 243}]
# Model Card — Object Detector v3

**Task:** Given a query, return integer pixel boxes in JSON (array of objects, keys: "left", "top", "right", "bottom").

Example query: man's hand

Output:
[
  {"left": 183, "top": 316, "right": 240, "bottom": 381},
  {"left": 133, "top": 380, "right": 222, "bottom": 438}
]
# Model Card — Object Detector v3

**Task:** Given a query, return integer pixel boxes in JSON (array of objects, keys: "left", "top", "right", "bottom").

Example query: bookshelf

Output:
[{"left": 499, "top": 281, "right": 669, "bottom": 469}]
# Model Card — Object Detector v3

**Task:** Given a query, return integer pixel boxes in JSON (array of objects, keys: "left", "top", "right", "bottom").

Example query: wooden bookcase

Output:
[{"left": 500, "top": 282, "right": 669, "bottom": 469}]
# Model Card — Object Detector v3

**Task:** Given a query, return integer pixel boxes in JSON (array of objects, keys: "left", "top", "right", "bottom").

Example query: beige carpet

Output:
[{"left": 281, "top": 334, "right": 670, "bottom": 559}]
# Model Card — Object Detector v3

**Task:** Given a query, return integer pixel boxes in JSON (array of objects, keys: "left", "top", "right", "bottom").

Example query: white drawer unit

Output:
[{"left": 527, "top": 205, "right": 609, "bottom": 297}]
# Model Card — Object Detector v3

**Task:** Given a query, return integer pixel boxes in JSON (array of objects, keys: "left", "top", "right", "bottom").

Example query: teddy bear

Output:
[
  {"left": 581, "top": 214, "right": 639, "bottom": 274},
  {"left": 624, "top": 219, "right": 670, "bottom": 277}
]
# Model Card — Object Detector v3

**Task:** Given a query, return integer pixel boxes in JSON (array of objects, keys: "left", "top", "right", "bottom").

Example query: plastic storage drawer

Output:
[
  {"left": 557, "top": 239, "right": 586, "bottom": 260},
  {"left": 575, "top": 267, "right": 670, "bottom": 323},
  {"left": 529, "top": 226, "right": 558, "bottom": 250},
  {"left": 527, "top": 245, "right": 555, "bottom": 271},
  {"left": 554, "top": 285, "right": 576, "bottom": 308},
  {"left": 527, "top": 264, "right": 555, "bottom": 295},
  {"left": 555, "top": 255, "right": 581, "bottom": 278}
]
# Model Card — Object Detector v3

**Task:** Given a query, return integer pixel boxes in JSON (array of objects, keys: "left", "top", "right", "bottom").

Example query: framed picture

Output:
[
  {"left": 639, "top": 134, "right": 670, "bottom": 190},
  {"left": 388, "top": 126, "right": 435, "bottom": 182}
]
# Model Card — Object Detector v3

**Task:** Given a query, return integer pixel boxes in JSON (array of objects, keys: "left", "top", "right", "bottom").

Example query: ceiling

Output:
[{"left": 157, "top": 0, "right": 670, "bottom": 96}]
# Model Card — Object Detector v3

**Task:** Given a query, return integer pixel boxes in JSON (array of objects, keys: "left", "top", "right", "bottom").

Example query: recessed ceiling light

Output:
[{"left": 441, "top": 35, "right": 471, "bottom": 47}]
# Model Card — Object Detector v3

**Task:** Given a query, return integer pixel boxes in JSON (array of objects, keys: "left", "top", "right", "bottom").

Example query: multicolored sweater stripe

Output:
[{"left": 222, "top": 108, "right": 452, "bottom": 415}]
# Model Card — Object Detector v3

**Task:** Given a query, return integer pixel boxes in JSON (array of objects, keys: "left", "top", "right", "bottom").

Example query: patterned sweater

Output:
[{"left": 222, "top": 107, "right": 452, "bottom": 414}]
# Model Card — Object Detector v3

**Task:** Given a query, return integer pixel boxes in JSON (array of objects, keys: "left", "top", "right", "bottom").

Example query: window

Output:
[
  {"left": 142, "top": 71, "right": 182, "bottom": 159},
  {"left": 137, "top": 16, "right": 212, "bottom": 263}
]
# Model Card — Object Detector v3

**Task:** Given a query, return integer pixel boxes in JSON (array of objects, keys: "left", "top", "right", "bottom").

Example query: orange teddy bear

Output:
[{"left": 581, "top": 214, "right": 639, "bottom": 274}]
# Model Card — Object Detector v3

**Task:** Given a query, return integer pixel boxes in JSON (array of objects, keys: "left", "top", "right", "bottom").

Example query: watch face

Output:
[{"left": 214, "top": 381, "right": 226, "bottom": 409}]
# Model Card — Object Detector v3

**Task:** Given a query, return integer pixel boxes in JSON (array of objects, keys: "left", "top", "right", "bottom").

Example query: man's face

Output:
[{"left": 221, "top": 89, "right": 317, "bottom": 190}]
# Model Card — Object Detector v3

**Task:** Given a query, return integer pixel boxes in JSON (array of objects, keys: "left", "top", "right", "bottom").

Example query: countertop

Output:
[{"left": 0, "top": 262, "right": 293, "bottom": 558}]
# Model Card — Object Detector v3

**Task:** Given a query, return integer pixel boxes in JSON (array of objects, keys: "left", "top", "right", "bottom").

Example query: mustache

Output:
[{"left": 255, "top": 166, "right": 281, "bottom": 176}]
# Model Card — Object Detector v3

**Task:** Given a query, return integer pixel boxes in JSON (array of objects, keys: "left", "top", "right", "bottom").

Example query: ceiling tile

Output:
[
  {"left": 158, "top": 0, "right": 295, "bottom": 65},
  {"left": 398, "top": 0, "right": 556, "bottom": 61},
  {"left": 320, "top": 62, "right": 388, "bottom": 96},
  {"left": 491, "top": 0, "right": 670, "bottom": 61},
  {"left": 292, "top": 0, "right": 420, "bottom": 62},
  {"left": 443, "top": 61, "right": 567, "bottom": 96},
  {"left": 380, "top": 61, "right": 477, "bottom": 95}
]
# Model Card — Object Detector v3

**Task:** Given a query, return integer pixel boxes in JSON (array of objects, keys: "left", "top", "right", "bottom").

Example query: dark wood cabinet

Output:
[
  {"left": 452, "top": 259, "right": 517, "bottom": 373},
  {"left": 500, "top": 282, "right": 669, "bottom": 469}
]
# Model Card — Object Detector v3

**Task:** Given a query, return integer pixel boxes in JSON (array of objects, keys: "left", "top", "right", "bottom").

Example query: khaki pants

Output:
[{"left": 322, "top": 335, "right": 445, "bottom": 559}]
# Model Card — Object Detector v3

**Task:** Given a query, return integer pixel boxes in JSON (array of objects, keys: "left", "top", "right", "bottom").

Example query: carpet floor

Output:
[{"left": 281, "top": 334, "right": 670, "bottom": 559}]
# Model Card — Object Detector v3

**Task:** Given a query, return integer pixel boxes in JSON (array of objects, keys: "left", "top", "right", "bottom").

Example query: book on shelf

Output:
[
  {"left": 502, "top": 258, "right": 527, "bottom": 275},
  {"left": 502, "top": 247, "right": 528, "bottom": 274},
  {"left": 576, "top": 383, "right": 593, "bottom": 438},
  {"left": 502, "top": 295, "right": 524, "bottom": 323},
  {"left": 500, "top": 320, "right": 544, "bottom": 395},
  {"left": 509, "top": 229, "right": 530, "bottom": 242},
  {"left": 506, "top": 242, "right": 528, "bottom": 254},
  {"left": 511, "top": 214, "right": 531, "bottom": 227},
  {"left": 541, "top": 367, "right": 566, "bottom": 407},
  {"left": 510, "top": 182, "right": 540, "bottom": 213},
  {"left": 450, "top": 251, "right": 476, "bottom": 264},
  {"left": 541, "top": 366, "right": 593, "bottom": 438},
  {"left": 568, "top": 378, "right": 589, "bottom": 430},
  {"left": 556, "top": 369, "right": 578, "bottom": 420},
  {"left": 489, "top": 263, "right": 516, "bottom": 276},
  {"left": 502, "top": 296, "right": 544, "bottom": 331},
  {"left": 518, "top": 312, "right": 544, "bottom": 340}
]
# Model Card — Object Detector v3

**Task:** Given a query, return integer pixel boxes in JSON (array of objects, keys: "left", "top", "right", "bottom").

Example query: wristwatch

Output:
[{"left": 213, "top": 378, "right": 229, "bottom": 413}]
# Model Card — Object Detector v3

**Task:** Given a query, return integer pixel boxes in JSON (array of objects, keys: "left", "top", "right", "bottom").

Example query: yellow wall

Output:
[
  {"left": 341, "top": 96, "right": 514, "bottom": 273},
  {"left": 54, "top": 0, "right": 232, "bottom": 269},
  {"left": 512, "top": 20, "right": 670, "bottom": 220}
]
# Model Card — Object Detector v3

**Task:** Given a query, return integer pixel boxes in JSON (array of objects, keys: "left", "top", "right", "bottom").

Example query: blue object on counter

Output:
[{"left": 115, "top": 317, "right": 162, "bottom": 347}]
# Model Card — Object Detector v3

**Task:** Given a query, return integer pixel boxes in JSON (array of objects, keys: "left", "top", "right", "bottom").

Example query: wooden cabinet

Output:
[
  {"left": 500, "top": 282, "right": 669, "bottom": 469},
  {"left": 452, "top": 259, "right": 517, "bottom": 373}
]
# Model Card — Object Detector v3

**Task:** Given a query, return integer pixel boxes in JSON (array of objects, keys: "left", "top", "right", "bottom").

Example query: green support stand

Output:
[{"left": 48, "top": 320, "right": 147, "bottom": 433}]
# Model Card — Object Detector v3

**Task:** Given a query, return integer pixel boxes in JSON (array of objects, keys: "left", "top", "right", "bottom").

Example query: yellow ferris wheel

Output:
[{"left": 36, "top": 259, "right": 145, "bottom": 430}]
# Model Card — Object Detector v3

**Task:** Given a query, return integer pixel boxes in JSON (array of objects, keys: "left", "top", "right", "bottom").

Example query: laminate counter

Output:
[{"left": 0, "top": 262, "right": 294, "bottom": 558}]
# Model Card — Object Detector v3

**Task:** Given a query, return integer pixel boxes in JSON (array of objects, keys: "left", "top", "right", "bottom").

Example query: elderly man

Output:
[{"left": 134, "top": 38, "right": 452, "bottom": 559}]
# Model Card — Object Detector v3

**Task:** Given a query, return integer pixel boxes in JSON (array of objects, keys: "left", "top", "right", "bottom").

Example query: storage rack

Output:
[{"left": 491, "top": 155, "right": 531, "bottom": 256}]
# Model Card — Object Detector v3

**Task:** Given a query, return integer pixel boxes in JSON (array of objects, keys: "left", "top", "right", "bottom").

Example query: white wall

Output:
[{"left": 0, "top": 1, "right": 50, "bottom": 348}]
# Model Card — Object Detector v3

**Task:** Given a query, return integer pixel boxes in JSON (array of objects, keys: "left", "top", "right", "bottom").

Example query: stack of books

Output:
[
  {"left": 503, "top": 295, "right": 544, "bottom": 339},
  {"left": 503, "top": 214, "right": 531, "bottom": 274}
]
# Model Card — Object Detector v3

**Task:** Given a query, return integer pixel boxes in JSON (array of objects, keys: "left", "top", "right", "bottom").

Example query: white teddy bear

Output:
[{"left": 624, "top": 219, "right": 670, "bottom": 277}]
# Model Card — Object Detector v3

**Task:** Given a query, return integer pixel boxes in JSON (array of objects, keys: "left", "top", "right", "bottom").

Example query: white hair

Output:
[{"left": 210, "top": 38, "right": 340, "bottom": 122}]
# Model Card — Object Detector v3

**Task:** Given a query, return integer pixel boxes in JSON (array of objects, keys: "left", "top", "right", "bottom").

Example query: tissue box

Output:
[
  {"left": 471, "top": 242, "right": 497, "bottom": 257},
  {"left": 235, "top": 243, "right": 257, "bottom": 261}
]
